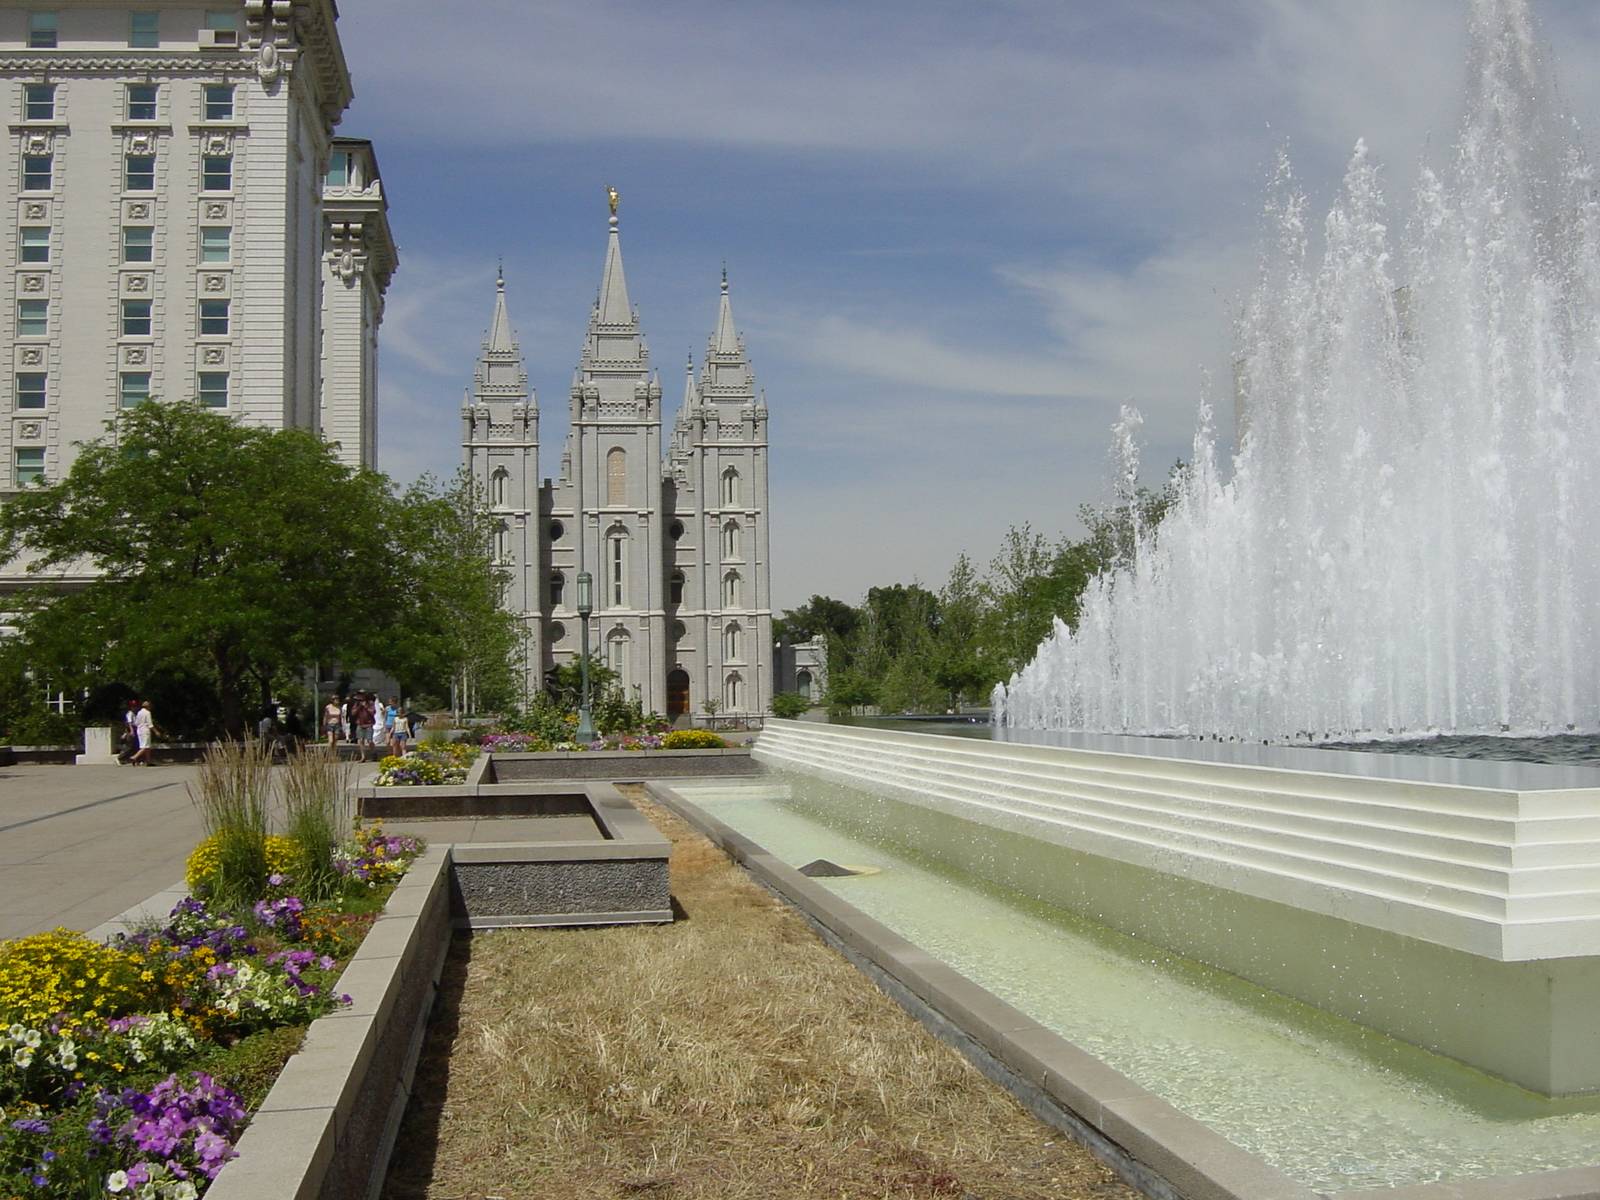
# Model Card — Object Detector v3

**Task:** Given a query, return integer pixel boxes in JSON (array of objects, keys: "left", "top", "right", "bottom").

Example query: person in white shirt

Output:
[{"left": 129, "top": 700, "right": 159, "bottom": 766}]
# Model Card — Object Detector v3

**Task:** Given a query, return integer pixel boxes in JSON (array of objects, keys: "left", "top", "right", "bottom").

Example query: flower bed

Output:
[
  {"left": 373, "top": 742, "right": 478, "bottom": 788},
  {"left": 0, "top": 825, "right": 423, "bottom": 1199},
  {"left": 478, "top": 728, "right": 727, "bottom": 754}
]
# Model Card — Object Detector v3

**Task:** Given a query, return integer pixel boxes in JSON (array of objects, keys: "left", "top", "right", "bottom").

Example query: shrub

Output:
[
  {"left": 0, "top": 929, "right": 149, "bottom": 1027},
  {"left": 769, "top": 691, "right": 812, "bottom": 719},
  {"left": 185, "top": 834, "right": 294, "bottom": 896},
  {"left": 661, "top": 729, "right": 727, "bottom": 750}
]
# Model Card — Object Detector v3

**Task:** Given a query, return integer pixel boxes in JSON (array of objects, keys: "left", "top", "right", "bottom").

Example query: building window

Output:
[
  {"left": 669, "top": 520, "right": 684, "bottom": 541},
  {"left": 15, "top": 447, "right": 44, "bottom": 487},
  {"left": 203, "top": 84, "right": 234, "bottom": 121},
  {"left": 724, "top": 673, "right": 742, "bottom": 711},
  {"left": 22, "top": 155, "right": 52, "bottom": 191},
  {"left": 202, "top": 155, "right": 231, "bottom": 191},
  {"left": 549, "top": 520, "right": 564, "bottom": 542},
  {"left": 672, "top": 620, "right": 687, "bottom": 641},
  {"left": 325, "top": 151, "right": 352, "bottom": 188},
  {"left": 200, "top": 226, "right": 230, "bottom": 262},
  {"left": 121, "top": 226, "right": 153, "bottom": 263},
  {"left": 796, "top": 669, "right": 814, "bottom": 700},
  {"left": 28, "top": 12, "right": 57, "bottom": 49},
  {"left": 549, "top": 571, "right": 565, "bottom": 607},
  {"left": 608, "top": 533, "right": 626, "bottom": 606},
  {"left": 721, "top": 466, "right": 739, "bottom": 507},
  {"left": 119, "top": 372, "right": 150, "bottom": 408},
  {"left": 125, "top": 153, "right": 155, "bottom": 191},
  {"left": 606, "top": 446, "right": 626, "bottom": 506},
  {"left": 121, "top": 300, "right": 152, "bottom": 336},
  {"left": 24, "top": 84, "right": 55, "bottom": 122},
  {"left": 722, "top": 520, "right": 740, "bottom": 560},
  {"left": 129, "top": 10, "right": 159, "bottom": 47},
  {"left": 19, "top": 227, "right": 49, "bottom": 263},
  {"left": 15, "top": 373, "right": 45, "bottom": 410},
  {"left": 196, "top": 371, "right": 227, "bottom": 407},
  {"left": 669, "top": 570, "right": 685, "bottom": 606},
  {"left": 199, "top": 299, "right": 229, "bottom": 336},
  {"left": 723, "top": 571, "right": 740, "bottom": 607},
  {"left": 725, "top": 623, "right": 741, "bottom": 662},
  {"left": 548, "top": 621, "right": 565, "bottom": 644},
  {"left": 126, "top": 83, "right": 158, "bottom": 121},
  {"left": 17, "top": 300, "right": 47, "bottom": 337},
  {"left": 489, "top": 467, "right": 508, "bottom": 507},
  {"left": 204, "top": 9, "right": 237, "bottom": 30},
  {"left": 607, "top": 632, "right": 631, "bottom": 694}
]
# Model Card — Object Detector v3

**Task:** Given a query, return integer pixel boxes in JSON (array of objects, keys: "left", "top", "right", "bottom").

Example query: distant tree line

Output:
[{"left": 775, "top": 467, "right": 1182, "bottom": 714}]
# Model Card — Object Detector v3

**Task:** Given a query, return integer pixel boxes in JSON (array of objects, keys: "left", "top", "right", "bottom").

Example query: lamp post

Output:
[{"left": 576, "top": 570, "right": 595, "bottom": 743}]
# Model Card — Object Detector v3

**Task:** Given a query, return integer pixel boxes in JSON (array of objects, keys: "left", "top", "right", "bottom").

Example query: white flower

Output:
[
  {"left": 106, "top": 1169, "right": 129, "bottom": 1193},
  {"left": 7, "top": 1022, "right": 25, "bottom": 1040},
  {"left": 21, "top": 1028, "right": 41, "bottom": 1049},
  {"left": 13, "top": 1047, "right": 33, "bottom": 1069}
]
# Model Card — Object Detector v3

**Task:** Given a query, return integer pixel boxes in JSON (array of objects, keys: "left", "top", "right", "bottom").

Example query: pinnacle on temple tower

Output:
[
  {"left": 486, "top": 262, "right": 517, "bottom": 353},
  {"left": 702, "top": 271, "right": 754, "bottom": 401},
  {"left": 473, "top": 267, "right": 530, "bottom": 403}
]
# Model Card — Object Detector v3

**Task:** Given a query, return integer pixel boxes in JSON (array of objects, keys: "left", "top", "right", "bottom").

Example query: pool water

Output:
[{"left": 676, "top": 774, "right": 1600, "bottom": 1192}]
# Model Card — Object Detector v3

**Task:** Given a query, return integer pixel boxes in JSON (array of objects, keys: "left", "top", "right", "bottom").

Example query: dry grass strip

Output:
[{"left": 382, "top": 790, "right": 1138, "bottom": 1200}]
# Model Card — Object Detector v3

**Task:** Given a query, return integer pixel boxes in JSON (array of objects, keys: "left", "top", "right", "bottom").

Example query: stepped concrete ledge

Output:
[
  {"left": 650, "top": 775, "right": 1600, "bottom": 1199},
  {"left": 752, "top": 721, "right": 1600, "bottom": 1096}
]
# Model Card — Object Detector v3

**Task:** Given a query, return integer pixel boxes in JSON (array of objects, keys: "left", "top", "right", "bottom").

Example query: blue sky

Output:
[{"left": 332, "top": 0, "right": 1600, "bottom": 611}]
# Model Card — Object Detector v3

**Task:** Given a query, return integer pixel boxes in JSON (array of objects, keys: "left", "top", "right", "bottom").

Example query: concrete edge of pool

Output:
[{"left": 644, "top": 777, "right": 1600, "bottom": 1200}]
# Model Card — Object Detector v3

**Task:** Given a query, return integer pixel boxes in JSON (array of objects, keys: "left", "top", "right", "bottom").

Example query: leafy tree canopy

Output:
[{"left": 0, "top": 404, "right": 512, "bottom": 735}]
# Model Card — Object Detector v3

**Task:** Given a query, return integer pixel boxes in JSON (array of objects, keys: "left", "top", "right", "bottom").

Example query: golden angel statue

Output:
[{"left": 607, "top": 184, "right": 620, "bottom": 216}]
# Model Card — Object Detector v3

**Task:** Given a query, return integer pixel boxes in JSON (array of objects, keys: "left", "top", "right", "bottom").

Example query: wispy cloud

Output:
[{"left": 340, "top": 0, "right": 1600, "bottom": 607}]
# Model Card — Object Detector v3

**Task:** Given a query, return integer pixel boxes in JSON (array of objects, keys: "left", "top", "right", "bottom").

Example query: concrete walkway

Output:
[{"left": 0, "top": 764, "right": 205, "bottom": 939}]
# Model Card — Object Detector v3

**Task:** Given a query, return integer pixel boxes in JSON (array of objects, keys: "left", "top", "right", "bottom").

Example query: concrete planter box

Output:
[{"left": 485, "top": 747, "right": 755, "bottom": 782}]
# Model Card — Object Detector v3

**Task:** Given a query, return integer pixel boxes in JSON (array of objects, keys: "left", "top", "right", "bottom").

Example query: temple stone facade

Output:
[{"left": 462, "top": 207, "right": 773, "bottom": 720}]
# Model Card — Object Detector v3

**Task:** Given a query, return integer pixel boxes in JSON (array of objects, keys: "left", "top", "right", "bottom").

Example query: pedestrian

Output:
[
  {"left": 340, "top": 696, "right": 352, "bottom": 743},
  {"left": 375, "top": 694, "right": 394, "bottom": 756},
  {"left": 389, "top": 697, "right": 410, "bottom": 757},
  {"left": 352, "top": 691, "right": 375, "bottom": 762},
  {"left": 119, "top": 698, "right": 139, "bottom": 764},
  {"left": 323, "top": 694, "right": 343, "bottom": 749},
  {"left": 129, "top": 700, "right": 160, "bottom": 766}
]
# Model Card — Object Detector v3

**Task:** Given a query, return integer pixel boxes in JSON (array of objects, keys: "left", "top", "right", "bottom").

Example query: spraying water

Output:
[{"left": 997, "top": 0, "right": 1600, "bottom": 742}]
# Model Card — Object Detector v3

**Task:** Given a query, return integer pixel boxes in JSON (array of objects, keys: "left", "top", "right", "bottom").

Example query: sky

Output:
[{"left": 331, "top": 0, "right": 1600, "bottom": 613}]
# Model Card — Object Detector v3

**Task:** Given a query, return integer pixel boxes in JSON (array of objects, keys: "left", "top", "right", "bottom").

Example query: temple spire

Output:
[
  {"left": 712, "top": 268, "right": 739, "bottom": 355},
  {"left": 597, "top": 189, "right": 633, "bottom": 326},
  {"left": 486, "top": 263, "right": 516, "bottom": 353}
]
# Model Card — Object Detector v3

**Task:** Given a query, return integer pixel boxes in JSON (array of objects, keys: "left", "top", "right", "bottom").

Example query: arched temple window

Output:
[
  {"left": 607, "top": 447, "right": 627, "bottom": 507},
  {"left": 722, "top": 570, "right": 740, "bottom": 607},
  {"left": 725, "top": 622, "right": 741, "bottom": 662},
  {"left": 722, "top": 519, "right": 740, "bottom": 560},
  {"left": 724, "top": 672, "right": 742, "bottom": 711},
  {"left": 669, "top": 570, "right": 685, "bottom": 606},
  {"left": 721, "top": 466, "right": 739, "bottom": 507},
  {"left": 489, "top": 467, "right": 509, "bottom": 508}
]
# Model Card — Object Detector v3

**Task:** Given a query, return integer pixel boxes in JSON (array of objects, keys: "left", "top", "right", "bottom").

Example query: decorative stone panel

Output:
[
  {"left": 198, "top": 198, "right": 232, "bottom": 223},
  {"left": 12, "top": 419, "right": 45, "bottom": 443},
  {"left": 18, "top": 274, "right": 46, "bottom": 294},
  {"left": 119, "top": 273, "right": 153, "bottom": 297},
  {"left": 198, "top": 272, "right": 231, "bottom": 297},
  {"left": 122, "top": 199, "right": 152, "bottom": 223},
  {"left": 121, "top": 346, "right": 149, "bottom": 367},
  {"left": 16, "top": 347, "right": 44, "bottom": 368},
  {"left": 196, "top": 344, "right": 229, "bottom": 368},
  {"left": 19, "top": 200, "right": 49, "bottom": 222}
]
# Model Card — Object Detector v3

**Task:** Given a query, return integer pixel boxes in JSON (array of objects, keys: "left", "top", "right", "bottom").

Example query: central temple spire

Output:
[{"left": 597, "top": 189, "right": 633, "bottom": 327}]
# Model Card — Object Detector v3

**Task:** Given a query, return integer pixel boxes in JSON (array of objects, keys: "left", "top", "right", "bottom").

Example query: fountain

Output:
[
  {"left": 997, "top": 0, "right": 1600, "bottom": 743},
  {"left": 672, "top": 3, "right": 1600, "bottom": 1192}
]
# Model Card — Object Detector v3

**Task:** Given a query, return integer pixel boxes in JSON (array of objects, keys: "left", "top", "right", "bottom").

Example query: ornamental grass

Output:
[
  {"left": 280, "top": 751, "right": 351, "bottom": 902},
  {"left": 187, "top": 741, "right": 273, "bottom": 911}
]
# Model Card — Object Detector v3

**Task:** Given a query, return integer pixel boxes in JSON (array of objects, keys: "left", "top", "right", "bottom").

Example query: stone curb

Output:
[{"left": 205, "top": 844, "right": 453, "bottom": 1200}]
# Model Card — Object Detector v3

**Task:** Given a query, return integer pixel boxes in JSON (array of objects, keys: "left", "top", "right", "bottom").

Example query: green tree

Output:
[
  {"left": 387, "top": 470, "right": 519, "bottom": 714},
  {"left": 0, "top": 404, "right": 402, "bottom": 736}
]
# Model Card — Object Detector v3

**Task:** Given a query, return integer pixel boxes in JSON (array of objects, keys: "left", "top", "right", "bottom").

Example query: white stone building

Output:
[
  {"left": 463, "top": 205, "right": 773, "bottom": 721},
  {"left": 0, "top": 0, "right": 395, "bottom": 539}
]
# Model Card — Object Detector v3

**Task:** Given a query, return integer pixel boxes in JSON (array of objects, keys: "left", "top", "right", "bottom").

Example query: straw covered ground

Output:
[{"left": 382, "top": 789, "right": 1137, "bottom": 1200}]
